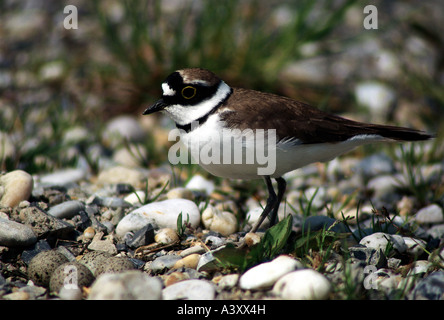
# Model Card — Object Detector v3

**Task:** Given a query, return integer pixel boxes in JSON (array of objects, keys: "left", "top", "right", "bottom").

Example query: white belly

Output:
[{"left": 174, "top": 114, "right": 387, "bottom": 179}]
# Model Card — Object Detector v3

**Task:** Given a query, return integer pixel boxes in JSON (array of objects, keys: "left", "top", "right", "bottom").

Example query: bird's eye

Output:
[{"left": 181, "top": 86, "right": 197, "bottom": 99}]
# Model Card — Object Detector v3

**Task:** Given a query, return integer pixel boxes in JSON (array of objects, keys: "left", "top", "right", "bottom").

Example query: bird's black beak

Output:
[{"left": 143, "top": 99, "right": 167, "bottom": 115}]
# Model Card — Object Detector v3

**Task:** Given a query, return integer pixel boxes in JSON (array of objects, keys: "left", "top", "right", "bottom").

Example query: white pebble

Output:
[
  {"left": 239, "top": 255, "right": 302, "bottom": 290},
  {"left": 155, "top": 228, "right": 179, "bottom": 245},
  {"left": 162, "top": 279, "right": 216, "bottom": 300},
  {"left": 0, "top": 170, "right": 33, "bottom": 207},
  {"left": 185, "top": 175, "right": 215, "bottom": 195},
  {"left": 415, "top": 204, "right": 444, "bottom": 224},
  {"left": 116, "top": 199, "right": 200, "bottom": 237},
  {"left": 273, "top": 269, "right": 332, "bottom": 300},
  {"left": 202, "top": 205, "right": 237, "bottom": 236},
  {"left": 359, "top": 232, "right": 406, "bottom": 253}
]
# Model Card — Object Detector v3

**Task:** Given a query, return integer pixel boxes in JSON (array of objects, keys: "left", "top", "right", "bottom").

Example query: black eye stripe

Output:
[{"left": 181, "top": 86, "right": 197, "bottom": 99}]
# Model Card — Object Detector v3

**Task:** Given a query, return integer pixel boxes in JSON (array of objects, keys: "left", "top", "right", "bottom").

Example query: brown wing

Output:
[{"left": 220, "top": 88, "right": 432, "bottom": 144}]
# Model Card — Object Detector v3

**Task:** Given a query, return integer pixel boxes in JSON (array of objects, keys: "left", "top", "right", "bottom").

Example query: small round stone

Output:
[
  {"left": 27, "top": 250, "right": 69, "bottom": 287},
  {"left": 239, "top": 255, "right": 302, "bottom": 290},
  {"left": 116, "top": 199, "right": 200, "bottom": 236},
  {"left": 273, "top": 269, "right": 332, "bottom": 300},
  {"left": 83, "top": 226, "right": 96, "bottom": 240},
  {"left": 0, "top": 217, "right": 37, "bottom": 247},
  {"left": 155, "top": 228, "right": 179, "bottom": 245},
  {"left": 172, "top": 254, "right": 201, "bottom": 270},
  {"left": 0, "top": 170, "right": 33, "bottom": 207},
  {"left": 95, "top": 256, "right": 136, "bottom": 276},
  {"left": 49, "top": 261, "right": 95, "bottom": 294},
  {"left": 202, "top": 206, "right": 237, "bottom": 236},
  {"left": 415, "top": 204, "right": 444, "bottom": 224},
  {"left": 164, "top": 271, "right": 190, "bottom": 287}
]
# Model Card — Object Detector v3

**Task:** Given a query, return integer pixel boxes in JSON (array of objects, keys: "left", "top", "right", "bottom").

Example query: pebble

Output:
[
  {"left": 149, "top": 255, "right": 181, "bottom": 273},
  {"left": 0, "top": 170, "right": 33, "bottom": 207},
  {"left": 97, "top": 166, "right": 149, "bottom": 189},
  {"left": 102, "top": 116, "right": 145, "bottom": 147},
  {"left": 354, "top": 81, "right": 396, "bottom": 121},
  {"left": 123, "top": 191, "right": 146, "bottom": 205},
  {"left": 27, "top": 250, "right": 69, "bottom": 286},
  {"left": 115, "top": 199, "right": 200, "bottom": 237},
  {"left": 0, "top": 217, "right": 37, "bottom": 247},
  {"left": 83, "top": 226, "right": 96, "bottom": 240},
  {"left": 166, "top": 187, "right": 195, "bottom": 200},
  {"left": 185, "top": 174, "right": 215, "bottom": 195},
  {"left": 359, "top": 232, "right": 407, "bottom": 254},
  {"left": 217, "top": 274, "right": 239, "bottom": 289},
  {"left": 239, "top": 255, "right": 302, "bottom": 290},
  {"left": 78, "top": 251, "right": 113, "bottom": 276},
  {"left": 411, "top": 271, "right": 444, "bottom": 300},
  {"left": 201, "top": 205, "right": 237, "bottom": 236},
  {"left": 162, "top": 279, "right": 216, "bottom": 300},
  {"left": 403, "top": 237, "right": 427, "bottom": 257},
  {"left": 414, "top": 204, "right": 444, "bottom": 224},
  {"left": 154, "top": 228, "right": 179, "bottom": 245},
  {"left": 180, "top": 245, "right": 206, "bottom": 257},
  {"left": 357, "top": 153, "right": 395, "bottom": 178},
  {"left": 164, "top": 271, "right": 190, "bottom": 286},
  {"left": 126, "top": 224, "right": 155, "bottom": 248},
  {"left": 113, "top": 144, "right": 148, "bottom": 168},
  {"left": 49, "top": 261, "right": 95, "bottom": 294},
  {"left": 18, "top": 206, "right": 74, "bottom": 239},
  {"left": 303, "top": 215, "right": 347, "bottom": 233},
  {"left": 172, "top": 254, "right": 201, "bottom": 270},
  {"left": 95, "top": 256, "right": 136, "bottom": 276},
  {"left": 88, "top": 270, "right": 162, "bottom": 300},
  {"left": 272, "top": 269, "right": 332, "bottom": 300},
  {"left": 349, "top": 245, "right": 387, "bottom": 269},
  {"left": 245, "top": 207, "right": 269, "bottom": 229},
  {"left": 47, "top": 200, "right": 85, "bottom": 219},
  {"left": 38, "top": 168, "right": 87, "bottom": 187},
  {"left": 87, "top": 232, "right": 117, "bottom": 255},
  {"left": 243, "top": 232, "right": 262, "bottom": 247}
]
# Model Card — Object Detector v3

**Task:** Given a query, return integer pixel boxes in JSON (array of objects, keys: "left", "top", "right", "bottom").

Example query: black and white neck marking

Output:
[{"left": 164, "top": 81, "right": 233, "bottom": 132}]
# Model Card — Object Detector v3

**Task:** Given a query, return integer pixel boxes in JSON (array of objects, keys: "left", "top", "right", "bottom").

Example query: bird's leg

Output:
[
  {"left": 249, "top": 176, "right": 278, "bottom": 234},
  {"left": 268, "top": 176, "right": 286, "bottom": 226}
]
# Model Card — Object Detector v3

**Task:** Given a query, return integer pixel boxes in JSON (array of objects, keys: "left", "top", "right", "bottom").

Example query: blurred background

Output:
[{"left": 0, "top": 0, "right": 443, "bottom": 174}]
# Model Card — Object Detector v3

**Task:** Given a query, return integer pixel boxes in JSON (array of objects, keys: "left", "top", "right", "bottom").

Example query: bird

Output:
[{"left": 143, "top": 68, "right": 433, "bottom": 235}]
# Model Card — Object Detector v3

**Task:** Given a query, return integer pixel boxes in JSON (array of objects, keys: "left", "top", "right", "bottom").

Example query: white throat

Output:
[{"left": 164, "top": 81, "right": 232, "bottom": 126}]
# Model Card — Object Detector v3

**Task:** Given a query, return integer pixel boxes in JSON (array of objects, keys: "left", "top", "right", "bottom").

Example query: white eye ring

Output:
[{"left": 181, "top": 86, "right": 197, "bottom": 99}]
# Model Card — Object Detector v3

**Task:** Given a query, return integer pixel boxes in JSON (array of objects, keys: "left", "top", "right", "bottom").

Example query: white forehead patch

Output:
[{"left": 162, "top": 83, "right": 176, "bottom": 96}]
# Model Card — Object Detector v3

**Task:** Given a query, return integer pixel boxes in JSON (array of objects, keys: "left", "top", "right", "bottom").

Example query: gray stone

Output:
[
  {"left": 303, "top": 215, "right": 347, "bottom": 233},
  {"left": 149, "top": 255, "right": 182, "bottom": 273},
  {"left": 48, "top": 200, "right": 85, "bottom": 219},
  {"left": 411, "top": 271, "right": 444, "bottom": 300},
  {"left": 349, "top": 245, "right": 387, "bottom": 268},
  {"left": 415, "top": 204, "right": 444, "bottom": 224},
  {"left": 17, "top": 206, "right": 74, "bottom": 239},
  {"left": 357, "top": 153, "right": 394, "bottom": 178},
  {"left": 0, "top": 218, "right": 37, "bottom": 247}
]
